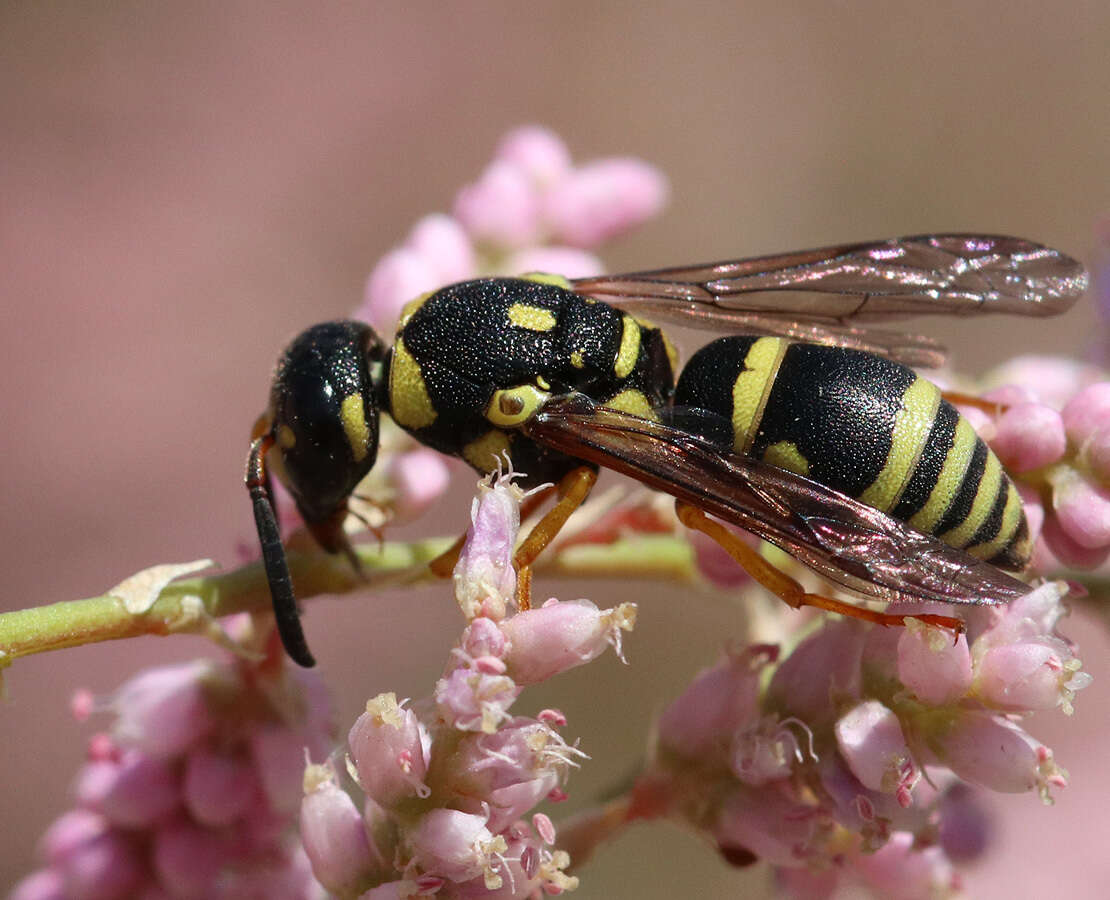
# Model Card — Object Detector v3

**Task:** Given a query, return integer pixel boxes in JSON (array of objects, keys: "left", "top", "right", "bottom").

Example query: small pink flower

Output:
[
  {"left": 383, "top": 448, "right": 452, "bottom": 523},
  {"left": 54, "top": 829, "right": 145, "bottom": 900},
  {"left": 406, "top": 213, "right": 476, "bottom": 285},
  {"left": 541, "top": 158, "right": 668, "bottom": 249},
  {"left": 503, "top": 246, "right": 603, "bottom": 280},
  {"left": 434, "top": 666, "right": 521, "bottom": 733},
  {"left": 454, "top": 473, "right": 524, "bottom": 621},
  {"left": 446, "top": 717, "right": 584, "bottom": 833},
  {"left": 40, "top": 810, "right": 110, "bottom": 867},
  {"left": 991, "top": 402, "right": 1067, "bottom": 472},
  {"left": 656, "top": 645, "right": 772, "bottom": 761},
  {"left": 973, "top": 639, "right": 1090, "bottom": 714},
  {"left": 249, "top": 724, "right": 309, "bottom": 817},
  {"left": 495, "top": 126, "right": 572, "bottom": 186},
  {"left": 766, "top": 620, "right": 865, "bottom": 725},
  {"left": 1051, "top": 468, "right": 1110, "bottom": 549},
  {"left": 834, "top": 701, "right": 919, "bottom": 807},
  {"left": 182, "top": 749, "right": 256, "bottom": 827},
  {"left": 897, "top": 619, "right": 973, "bottom": 706},
  {"left": 851, "top": 831, "right": 958, "bottom": 898},
  {"left": 454, "top": 159, "right": 543, "bottom": 249},
  {"left": 300, "top": 762, "right": 380, "bottom": 895},
  {"left": 151, "top": 816, "right": 229, "bottom": 898},
  {"left": 409, "top": 809, "right": 508, "bottom": 887},
  {"left": 360, "top": 246, "right": 441, "bottom": 334},
  {"left": 347, "top": 693, "right": 430, "bottom": 806},
  {"left": 111, "top": 661, "right": 217, "bottom": 759},
  {"left": 712, "top": 782, "right": 830, "bottom": 868},
  {"left": 74, "top": 750, "right": 180, "bottom": 828},
  {"left": 499, "top": 599, "right": 636, "bottom": 684},
  {"left": 731, "top": 715, "right": 810, "bottom": 786},
  {"left": 930, "top": 713, "right": 1066, "bottom": 798},
  {"left": 1061, "top": 382, "right": 1110, "bottom": 447}
]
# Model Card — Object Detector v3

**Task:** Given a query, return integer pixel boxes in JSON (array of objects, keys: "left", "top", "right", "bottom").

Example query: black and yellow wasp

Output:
[{"left": 246, "top": 235, "right": 1087, "bottom": 667}]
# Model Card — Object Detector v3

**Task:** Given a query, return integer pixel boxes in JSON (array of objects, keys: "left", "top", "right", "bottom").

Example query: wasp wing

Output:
[
  {"left": 571, "top": 235, "right": 1087, "bottom": 368},
  {"left": 523, "top": 396, "right": 1031, "bottom": 608}
]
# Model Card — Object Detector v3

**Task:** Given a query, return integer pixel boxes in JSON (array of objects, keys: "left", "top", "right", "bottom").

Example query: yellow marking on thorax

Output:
[
  {"left": 762, "top": 441, "right": 810, "bottom": 477},
  {"left": 485, "top": 383, "right": 552, "bottom": 428},
  {"left": 570, "top": 350, "right": 585, "bottom": 369},
  {"left": 940, "top": 451, "right": 1004, "bottom": 549},
  {"left": 277, "top": 425, "right": 296, "bottom": 449},
  {"left": 907, "top": 417, "right": 978, "bottom": 534},
  {"left": 521, "top": 272, "right": 571, "bottom": 289},
  {"left": 604, "top": 389, "right": 659, "bottom": 421},
  {"left": 389, "top": 337, "right": 437, "bottom": 429},
  {"left": 731, "top": 338, "right": 788, "bottom": 454},
  {"left": 508, "top": 303, "right": 557, "bottom": 332},
  {"left": 462, "top": 430, "right": 513, "bottom": 472},
  {"left": 614, "top": 316, "right": 642, "bottom": 378},
  {"left": 398, "top": 291, "right": 434, "bottom": 330},
  {"left": 965, "top": 480, "right": 1025, "bottom": 562},
  {"left": 858, "top": 377, "right": 942, "bottom": 512},
  {"left": 340, "top": 393, "right": 371, "bottom": 462}
]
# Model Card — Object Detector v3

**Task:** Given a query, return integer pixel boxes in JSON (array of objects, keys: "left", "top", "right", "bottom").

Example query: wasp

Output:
[{"left": 246, "top": 235, "right": 1087, "bottom": 667}]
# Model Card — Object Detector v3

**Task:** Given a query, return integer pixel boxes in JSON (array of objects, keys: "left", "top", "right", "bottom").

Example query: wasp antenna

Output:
[{"left": 246, "top": 437, "right": 316, "bottom": 668}]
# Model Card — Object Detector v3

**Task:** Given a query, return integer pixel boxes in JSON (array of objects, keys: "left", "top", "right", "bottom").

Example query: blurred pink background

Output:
[{"left": 2, "top": 3, "right": 1109, "bottom": 896}]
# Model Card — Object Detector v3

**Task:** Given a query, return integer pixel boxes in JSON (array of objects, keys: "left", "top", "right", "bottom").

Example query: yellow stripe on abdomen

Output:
[
  {"left": 907, "top": 417, "right": 978, "bottom": 534},
  {"left": 858, "top": 377, "right": 942, "bottom": 513}
]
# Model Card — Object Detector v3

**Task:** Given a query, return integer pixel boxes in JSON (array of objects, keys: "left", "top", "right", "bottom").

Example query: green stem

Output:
[{"left": 0, "top": 535, "right": 696, "bottom": 667}]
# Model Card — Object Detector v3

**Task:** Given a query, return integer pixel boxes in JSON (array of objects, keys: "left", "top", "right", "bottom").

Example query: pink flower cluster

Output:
[
  {"left": 959, "top": 360, "right": 1110, "bottom": 570},
  {"left": 354, "top": 124, "right": 669, "bottom": 335},
  {"left": 13, "top": 652, "right": 335, "bottom": 900},
  {"left": 300, "top": 472, "right": 636, "bottom": 898},
  {"left": 636, "top": 580, "right": 1088, "bottom": 896}
]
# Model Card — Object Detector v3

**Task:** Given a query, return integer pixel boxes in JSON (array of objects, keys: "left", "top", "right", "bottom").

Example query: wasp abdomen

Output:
[{"left": 673, "top": 336, "right": 1030, "bottom": 570}]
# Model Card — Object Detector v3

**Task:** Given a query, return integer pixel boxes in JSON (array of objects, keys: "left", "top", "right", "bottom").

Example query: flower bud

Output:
[
  {"left": 454, "top": 160, "right": 542, "bottom": 248},
  {"left": 834, "top": 701, "right": 919, "bottom": 806},
  {"left": 542, "top": 158, "right": 668, "bottom": 248},
  {"left": 657, "top": 646, "right": 772, "bottom": 762},
  {"left": 111, "top": 661, "right": 216, "bottom": 759},
  {"left": 500, "top": 599, "right": 636, "bottom": 684},
  {"left": 897, "top": 620, "right": 972, "bottom": 706},
  {"left": 991, "top": 402, "right": 1066, "bottom": 472},
  {"left": 300, "top": 763, "right": 379, "bottom": 895},
  {"left": 348, "top": 693, "right": 430, "bottom": 806},
  {"left": 182, "top": 749, "right": 256, "bottom": 827}
]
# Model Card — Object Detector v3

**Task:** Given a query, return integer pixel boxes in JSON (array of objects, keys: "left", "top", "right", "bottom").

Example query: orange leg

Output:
[
  {"left": 941, "top": 390, "right": 1007, "bottom": 416},
  {"left": 512, "top": 467, "right": 598, "bottom": 610},
  {"left": 676, "top": 502, "right": 965, "bottom": 633}
]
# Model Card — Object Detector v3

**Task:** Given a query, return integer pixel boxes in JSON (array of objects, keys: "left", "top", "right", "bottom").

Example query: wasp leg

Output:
[
  {"left": 513, "top": 467, "right": 599, "bottom": 610},
  {"left": 675, "top": 502, "right": 965, "bottom": 633},
  {"left": 426, "top": 480, "right": 561, "bottom": 579},
  {"left": 940, "top": 390, "right": 1007, "bottom": 416}
]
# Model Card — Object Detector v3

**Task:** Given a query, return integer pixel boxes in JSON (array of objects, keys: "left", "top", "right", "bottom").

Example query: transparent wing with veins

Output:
[{"left": 571, "top": 234, "right": 1087, "bottom": 368}]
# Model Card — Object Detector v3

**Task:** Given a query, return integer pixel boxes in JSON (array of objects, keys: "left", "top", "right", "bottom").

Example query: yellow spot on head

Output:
[
  {"left": 614, "top": 316, "right": 642, "bottom": 379},
  {"left": 508, "top": 303, "right": 557, "bottom": 332},
  {"left": 762, "top": 441, "right": 810, "bottom": 476},
  {"left": 521, "top": 272, "right": 572, "bottom": 289},
  {"left": 463, "top": 430, "right": 513, "bottom": 472},
  {"left": 858, "top": 377, "right": 941, "bottom": 512},
  {"left": 277, "top": 425, "right": 296, "bottom": 449},
  {"left": 340, "top": 393, "right": 371, "bottom": 462},
  {"left": 570, "top": 350, "right": 585, "bottom": 369},
  {"left": 731, "top": 338, "right": 788, "bottom": 453},
  {"left": 603, "top": 389, "right": 659, "bottom": 421},
  {"left": 389, "top": 337, "right": 437, "bottom": 429}
]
